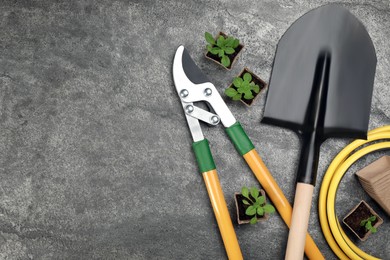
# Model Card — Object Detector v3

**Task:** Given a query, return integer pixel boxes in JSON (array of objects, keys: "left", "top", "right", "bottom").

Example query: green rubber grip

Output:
[
  {"left": 226, "top": 122, "right": 255, "bottom": 156},
  {"left": 192, "top": 139, "right": 216, "bottom": 173}
]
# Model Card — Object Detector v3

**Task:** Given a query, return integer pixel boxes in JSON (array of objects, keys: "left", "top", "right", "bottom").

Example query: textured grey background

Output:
[{"left": 1, "top": 0, "right": 389, "bottom": 259}]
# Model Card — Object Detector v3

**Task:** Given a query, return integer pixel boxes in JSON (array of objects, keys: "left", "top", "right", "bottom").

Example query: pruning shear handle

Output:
[{"left": 193, "top": 139, "right": 243, "bottom": 260}]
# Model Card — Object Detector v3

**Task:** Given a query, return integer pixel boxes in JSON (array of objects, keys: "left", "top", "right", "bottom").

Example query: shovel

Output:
[{"left": 261, "top": 5, "right": 376, "bottom": 259}]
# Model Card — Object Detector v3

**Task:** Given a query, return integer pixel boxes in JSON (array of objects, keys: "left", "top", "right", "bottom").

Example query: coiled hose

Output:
[{"left": 319, "top": 125, "right": 390, "bottom": 260}]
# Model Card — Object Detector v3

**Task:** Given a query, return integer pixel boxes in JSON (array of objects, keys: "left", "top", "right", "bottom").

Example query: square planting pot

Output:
[
  {"left": 356, "top": 155, "right": 390, "bottom": 216},
  {"left": 234, "top": 189, "right": 269, "bottom": 224},
  {"left": 205, "top": 31, "right": 244, "bottom": 70},
  {"left": 342, "top": 200, "right": 383, "bottom": 241},
  {"left": 227, "top": 67, "right": 267, "bottom": 107}
]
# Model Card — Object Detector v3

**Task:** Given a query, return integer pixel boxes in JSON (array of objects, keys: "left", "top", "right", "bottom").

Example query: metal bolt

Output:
[
  {"left": 180, "top": 89, "right": 189, "bottom": 98},
  {"left": 204, "top": 88, "right": 212, "bottom": 96},
  {"left": 210, "top": 115, "right": 220, "bottom": 124},
  {"left": 185, "top": 105, "right": 194, "bottom": 113}
]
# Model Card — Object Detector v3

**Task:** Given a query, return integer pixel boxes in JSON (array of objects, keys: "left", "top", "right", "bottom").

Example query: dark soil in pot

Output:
[
  {"left": 234, "top": 190, "right": 268, "bottom": 224},
  {"left": 205, "top": 32, "right": 244, "bottom": 70},
  {"left": 240, "top": 72, "right": 266, "bottom": 106},
  {"left": 236, "top": 193, "right": 253, "bottom": 222},
  {"left": 343, "top": 200, "right": 383, "bottom": 241},
  {"left": 205, "top": 45, "right": 243, "bottom": 69},
  {"left": 227, "top": 68, "right": 267, "bottom": 107}
]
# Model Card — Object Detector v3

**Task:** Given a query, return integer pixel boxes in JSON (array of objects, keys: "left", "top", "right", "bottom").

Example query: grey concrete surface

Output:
[{"left": 1, "top": 0, "right": 389, "bottom": 259}]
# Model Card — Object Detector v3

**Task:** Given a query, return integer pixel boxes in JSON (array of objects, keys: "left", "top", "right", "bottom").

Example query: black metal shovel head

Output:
[{"left": 262, "top": 5, "right": 377, "bottom": 141}]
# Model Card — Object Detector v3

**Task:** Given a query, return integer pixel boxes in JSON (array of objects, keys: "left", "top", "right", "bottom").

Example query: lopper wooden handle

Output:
[
  {"left": 203, "top": 170, "right": 243, "bottom": 260},
  {"left": 243, "top": 150, "right": 323, "bottom": 260},
  {"left": 285, "top": 183, "right": 315, "bottom": 260}
]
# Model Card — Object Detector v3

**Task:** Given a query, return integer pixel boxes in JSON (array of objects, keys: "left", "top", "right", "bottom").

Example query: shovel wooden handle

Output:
[{"left": 285, "top": 183, "right": 315, "bottom": 260}]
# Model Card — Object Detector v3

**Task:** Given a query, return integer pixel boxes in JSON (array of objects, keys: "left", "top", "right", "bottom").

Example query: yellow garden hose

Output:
[{"left": 319, "top": 125, "right": 390, "bottom": 259}]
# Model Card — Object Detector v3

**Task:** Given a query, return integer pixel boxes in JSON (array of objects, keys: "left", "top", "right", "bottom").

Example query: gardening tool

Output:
[
  {"left": 173, "top": 46, "right": 324, "bottom": 259},
  {"left": 261, "top": 5, "right": 377, "bottom": 259}
]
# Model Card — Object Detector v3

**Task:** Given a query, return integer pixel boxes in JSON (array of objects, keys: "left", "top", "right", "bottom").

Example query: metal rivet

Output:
[
  {"left": 180, "top": 89, "right": 189, "bottom": 98},
  {"left": 204, "top": 88, "right": 212, "bottom": 96},
  {"left": 185, "top": 105, "right": 194, "bottom": 113},
  {"left": 210, "top": 115, "right": 220, "bottom": 124}
]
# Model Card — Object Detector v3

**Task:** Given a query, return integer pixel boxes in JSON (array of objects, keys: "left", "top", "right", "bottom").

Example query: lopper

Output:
[{"left": 172, "top": 45, "right": 324, "bottom": 260}]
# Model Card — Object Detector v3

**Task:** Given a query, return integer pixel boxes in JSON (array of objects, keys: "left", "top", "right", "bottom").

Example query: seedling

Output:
[
  {"left": 241, "top": 186, "right": 275, "bottom": 224},
  {"left": 205, "top": 32, "right": 240, "bottom": 67},
  {"left": 343, "top": 200, "right": 383, "bottom": 241},
  {"left": 225, "top": 73, "right": 260, "bottom": 101},
  {"left": 360, "top": 215, "right": 378, "bottom": 233}
]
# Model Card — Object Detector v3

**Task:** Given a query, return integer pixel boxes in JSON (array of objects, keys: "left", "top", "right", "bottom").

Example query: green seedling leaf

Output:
[
  {"left": 256, "top": 196, "right": 265, "bottom": 205},
  {"left": 210, "top": 47, "right": 220, "bottom": 55},
  {"left": 220, "top": 38, "right": 228, "bottom": 48},
  {"left": 225, "top": 88, "right": 238, "bottom": 97},
  {"left": 205, "top": 32, "right": 215, "bottom": 45},
  {"left": 241, "top": 187, "right": 249, "bottom": 199},
  {"left": 232, "top": 93, "right": 242, "bottom": 100},
  {"left": 250, "top": 187, "right": 259, "bottom": 199},
  {"left": 243, "top": 73, "right": 252, "bottom": 82},
  {"left": 245, "top": 81, "right": 252, "bottom": 86},
  {"left": 246, "top": 206, "right": 256, "bottom": 216},
  {"left": 218, "top": 50, "right": 225, "bottom": 58},
  {"left": 244, "top": 91, "right": 254, "bottom": 100},
  {"left": 371, "top": 226, "right": 377, "bottom": 233},
  {"left": 257, "top": 207, "right": 264, "bottom": 216},
  {"left": 365, "top": 221, "right": 372, "bottom": 230},
  {"left": 225, "top": 47, "right": 235, "bottom": 55},
  {"left": 217, "top": 35, "right": 224, "bottom": 47},
  {"left": 252, "top": 84, "right": 260, "bottom": 93},
  {"left": 369, "top": 215, "right": 376, "bottom": 222},
  {"left": 221, "top": 55, "right": 230, "bottom": 67},
  {"left": 225, "top": 36, "right": 235, "bottom": 47},
  {"left": 250, "top": 216, "right": 257, "bottom": 224},
  {"left": 237, "top": 83, "right": 250, "bottom": 93},
  {"left": 233, "top": 77, "right": 243, "bottom": 88},
  {"left": 242, "top": 199, "right": 250, "bottom": 205},
  {"left": 232, "top": 39, "right": 240, "bottom": 48},
  {"left": 360, "top": 219, "right": 366, "bottom": 226},
  {"left": 264, "top": 204, "right": 275, "bottom": 214}
]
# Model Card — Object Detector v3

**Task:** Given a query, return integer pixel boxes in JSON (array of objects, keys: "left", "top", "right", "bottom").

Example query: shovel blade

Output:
[{"left": 262, "top": 5, "right": 376, "bottom": 140}]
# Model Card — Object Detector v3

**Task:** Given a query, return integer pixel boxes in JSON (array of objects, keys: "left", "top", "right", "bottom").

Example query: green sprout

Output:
[
  {"left": 241, "top": 186, "right": 275, "bottom": 224},
  {"left": 205, "top": 32, "right": 240, "bottom": 67},
  {"left": 225, "top": 73, "right": 260, "bottom": 101},
  {"left": 360, "top": 215, "right": 378, "bottom": 233}
]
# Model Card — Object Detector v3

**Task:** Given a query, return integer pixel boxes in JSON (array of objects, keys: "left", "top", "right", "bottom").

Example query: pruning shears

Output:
[{"left": 172, "top": 46, "right": 324, "bottom": 260}]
